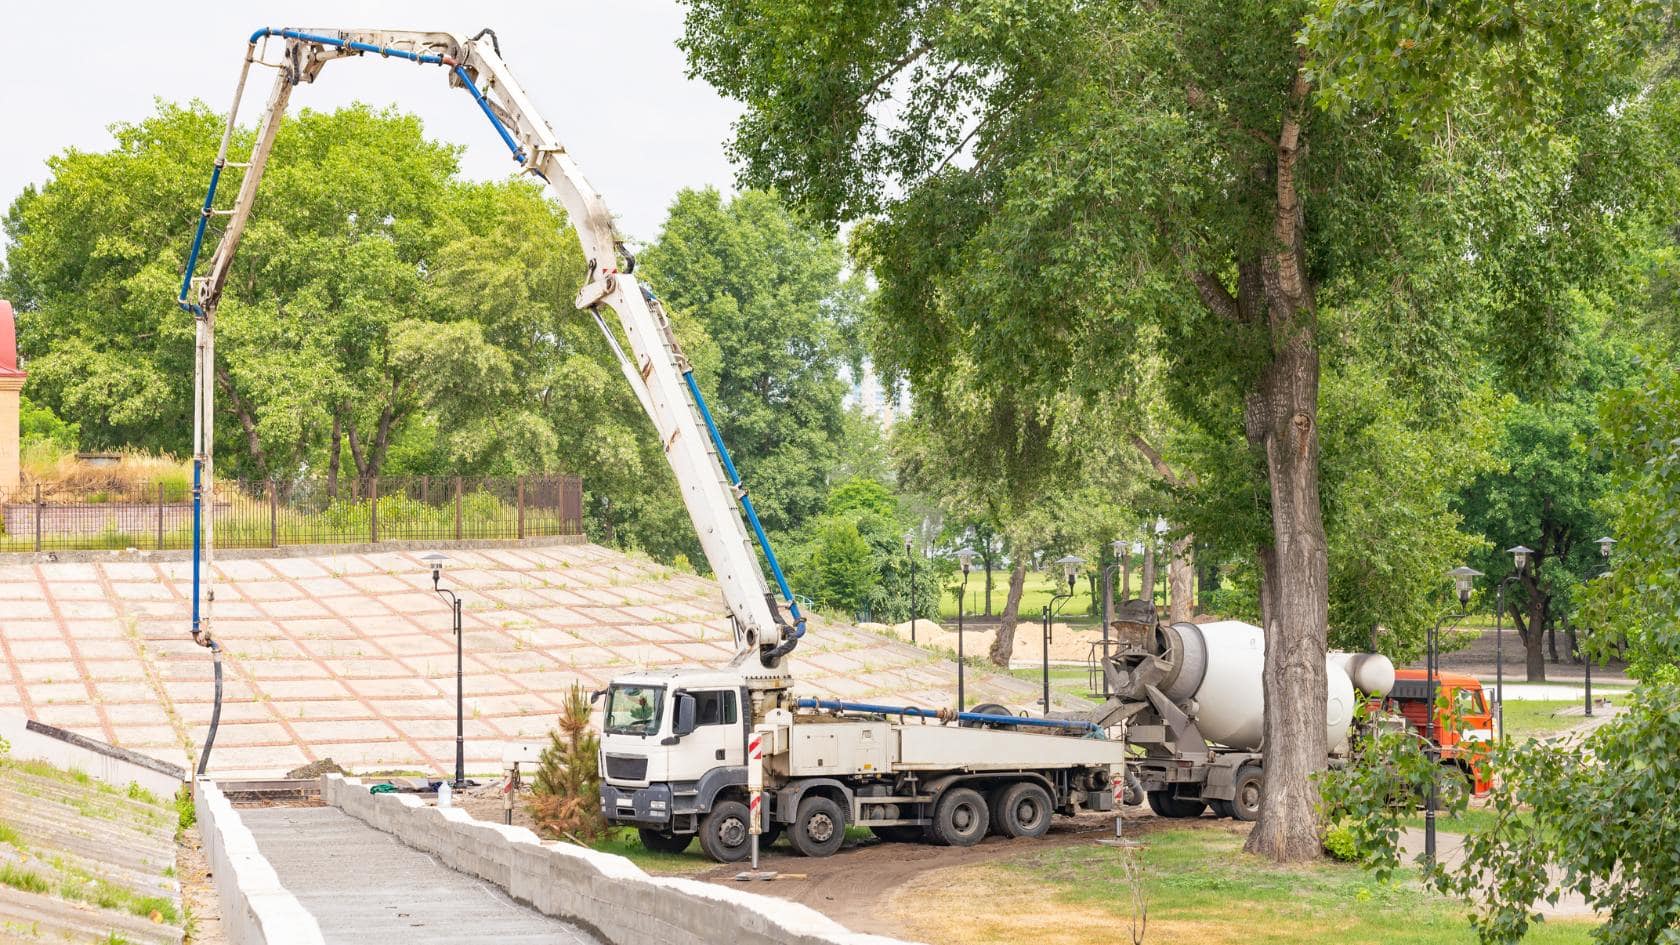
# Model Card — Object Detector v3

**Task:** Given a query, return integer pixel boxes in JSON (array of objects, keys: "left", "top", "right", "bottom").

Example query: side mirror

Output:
[
  {"left": 672, "top": 692, "right": 697, "bottom": 737},
  {"left": 590, "top": 689, "right": 606, "bottom": 705}
]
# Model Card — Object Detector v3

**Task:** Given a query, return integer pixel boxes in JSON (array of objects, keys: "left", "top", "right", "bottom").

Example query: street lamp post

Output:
[
  {"left": 955, "top": 547, "right": 977, "bottom": 710},
  {"left": 1494, "top": 545, "right": 1532, "bottom": 737},
  {"left": 1041, "top": 555, "right": 1084, "bottom": 711},
  {"left": 1427, "top": 565, "right": 1483, "bottom": 866},
  {"left": 1588, "top": 536, "right": 1615, "bottom": 717},
  {"left": 1100, "top": 538, "right": 1124, "bottom": 697},
  {"left": 1154, "top": 518, "right": 1169, "bottom": 615},
  {"left": 905, "top": 533, "right": 917, "bottom": 644},
  {"left": 422, "top": 552, "right": 466, "bottom": 788}
]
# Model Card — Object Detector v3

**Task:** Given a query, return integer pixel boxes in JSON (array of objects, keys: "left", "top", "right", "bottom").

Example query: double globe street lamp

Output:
[
  {"left": 954, "top": 546, "right": 978, "bottom": 710},
  {"left": 1040, "top": 555, "right": 1084, "bottom": 710}
]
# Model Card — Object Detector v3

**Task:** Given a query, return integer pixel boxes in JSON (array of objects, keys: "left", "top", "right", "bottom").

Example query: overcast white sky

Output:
[{"left": 0, "top": 1, "right": 742, "bottom": 250}]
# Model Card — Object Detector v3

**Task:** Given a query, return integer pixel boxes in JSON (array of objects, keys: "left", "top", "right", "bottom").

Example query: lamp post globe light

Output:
[
  {"left": 1425, "top": 565, "right": 1482, "bottom": 866},
  {"left": 1040, "top": 555, "right": 1084, "bottom": 711},
  {"left": 1585, "top": 536, "right": 1615, "bottom": 717},
  {"left": 1493, "top": 545, "right": 1533, "bottom": 738},
  {"left": 422, "top": 552, "right": 467, "bottom": 789},
  {"left": 955, "top": 546, "right": 977, "bottom": 710},
  {"left": 1100, "top": 539, "right": 1125, "bottom": 697}
]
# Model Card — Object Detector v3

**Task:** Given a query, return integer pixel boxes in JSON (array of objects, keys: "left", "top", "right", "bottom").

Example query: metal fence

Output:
[{"left": 0, "top": 474, "right": 584, "bottom": 552}]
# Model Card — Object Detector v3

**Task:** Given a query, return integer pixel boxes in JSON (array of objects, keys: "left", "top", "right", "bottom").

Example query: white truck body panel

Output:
[{"left": 890, "top": 724, "right": 1129, "bottom": 772}]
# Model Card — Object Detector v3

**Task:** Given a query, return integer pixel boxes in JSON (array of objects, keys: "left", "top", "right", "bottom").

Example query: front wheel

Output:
[
  {"left": 698, "top": 800, "right": 752, "bottom": 862},
  {"left": 789, "top": 795, "right": 847, "bottom": 857},
  {"left": 637, "top": 829, "right": 693, "bottom": 855}
]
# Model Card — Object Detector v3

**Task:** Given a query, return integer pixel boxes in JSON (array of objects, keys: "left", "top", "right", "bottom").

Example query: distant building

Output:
[
  {"left": 847, "top": 361, "right": 908, "bottom": 430},
  {"left": 0, "top": 300, "right": 24, "bottom": 501}
]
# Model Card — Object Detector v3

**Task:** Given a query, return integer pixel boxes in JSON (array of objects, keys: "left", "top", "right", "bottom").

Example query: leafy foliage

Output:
[
  {"left": 529, "top": 683, "right": 605, "bottom": 843},
  {"left": 639, "top": 188, "right": 864, "bottom": 536}
]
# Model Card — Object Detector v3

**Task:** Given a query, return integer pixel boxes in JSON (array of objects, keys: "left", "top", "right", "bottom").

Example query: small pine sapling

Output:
[{"left": 528, "top": 683, "right": 606, "bottom": 843}]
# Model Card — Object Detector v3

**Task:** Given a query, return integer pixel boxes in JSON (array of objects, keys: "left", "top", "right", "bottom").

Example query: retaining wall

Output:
[
  {"left": 0, "top": 710, "right": 184, "bottom": 797},
  {"left": 195, "top": 779, "right": 326, "bottom": 945},
  {"left": 321, "top": 774, "right": 920, "bottom": 945}
]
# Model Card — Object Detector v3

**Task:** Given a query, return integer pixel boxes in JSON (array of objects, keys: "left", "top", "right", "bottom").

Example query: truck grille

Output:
[{"left": 604, "top": 754, "right": 648, "bottom": 781}]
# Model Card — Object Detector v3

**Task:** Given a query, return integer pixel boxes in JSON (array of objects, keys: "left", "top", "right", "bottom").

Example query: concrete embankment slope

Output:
[{"left": 1, "top": 540, "right": 1050, "bottom": 776}]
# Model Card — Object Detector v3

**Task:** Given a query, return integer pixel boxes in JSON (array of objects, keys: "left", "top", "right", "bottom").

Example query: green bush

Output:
[{"left": 1323, "top": 821, "right": 1360, "bottom": 862}]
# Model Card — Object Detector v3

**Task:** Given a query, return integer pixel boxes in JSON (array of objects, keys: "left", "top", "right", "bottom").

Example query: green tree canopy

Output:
[{"left": 639, "top": 187, "right": 865, "bottom": 535}]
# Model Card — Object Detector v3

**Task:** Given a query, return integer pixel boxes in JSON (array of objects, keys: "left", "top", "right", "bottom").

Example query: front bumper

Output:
[{"left": 600, "top": 782, "right": 675, "bottom": 828}]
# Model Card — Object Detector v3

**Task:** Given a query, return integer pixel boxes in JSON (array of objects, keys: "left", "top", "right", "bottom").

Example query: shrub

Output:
[
  {"left": 1323, "top": 821, "right": 1359, "bottom": 862},
  {"left": 528, "top": 683, "right": 605, "bottom": 843}
]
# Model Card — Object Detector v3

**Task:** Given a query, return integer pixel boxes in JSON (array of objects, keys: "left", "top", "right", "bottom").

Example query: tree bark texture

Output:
[
  {"left": 1236, "top": 48, "right": 1331, "bottom": 863},
  {"left": 989, "top": 561, "right": 1029, "bottom": 666},
  {"left": 1168, "top": 535, "right": 1195, "bottom": 622}
]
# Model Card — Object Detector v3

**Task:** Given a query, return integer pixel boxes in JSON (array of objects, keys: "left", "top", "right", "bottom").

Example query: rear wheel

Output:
[
  {"left": 789, "top": 795, "right": 846, "bottom": 857},
  {"left": 993, "top": 782, "right": 1053, "bottom": 839},
  {"left": 637, "top": 829, "right": 693, "bottom": 854},
  {"left": 1207, "top": 799, "right": 1235, "bottom": 819},
  {"left": 698, "top": 800, "right": 752, "bottom": 862},
  {"left": 930, "top": 787, "right": 990, "bottom": 846},
  {"left": 1230, "top": 765, "right": 1264, "bottom": 822},
  {"left": 1146, "top": 790, "right": 1207, "bottom": 819}
]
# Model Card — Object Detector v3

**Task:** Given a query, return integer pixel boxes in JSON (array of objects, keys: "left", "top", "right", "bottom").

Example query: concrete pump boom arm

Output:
[{"left": 178, "top": 28, "right": 805, "bottom": 672}]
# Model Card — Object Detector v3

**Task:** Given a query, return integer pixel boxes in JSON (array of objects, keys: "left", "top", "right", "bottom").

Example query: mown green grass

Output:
[
  {"left": 1000, "top": 826, "right": 1596, "bottom": 945},
  {"left": 936, "top": 569, "right": 1125, "bottom": 622},
  {"left": 1500, "top": 700, "right": 1583, "bottom": 739}
]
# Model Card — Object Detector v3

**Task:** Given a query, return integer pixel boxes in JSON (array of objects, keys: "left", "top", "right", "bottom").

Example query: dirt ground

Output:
[{"left": 693, "top": 811, "right": 1149, "bottom": 938}]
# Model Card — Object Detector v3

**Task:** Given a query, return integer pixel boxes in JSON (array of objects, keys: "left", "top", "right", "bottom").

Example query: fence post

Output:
[
  {"left": 268, "top": 480, "right": 279, "bottom": 549},
  {"left": 157, "top": 482, "right": 165, "bottom": 550},
  {"left": 454, "top": 477, "right": 463, "bottom": 541},
  {"left": 370, "top": 476, "right": 379, "bottom": 543},
  {"left": 517, "top": 477, "right": 526, "bottom": 540},
  {"left": 34, "top": 483, "right": 43, "bottom": 553}
]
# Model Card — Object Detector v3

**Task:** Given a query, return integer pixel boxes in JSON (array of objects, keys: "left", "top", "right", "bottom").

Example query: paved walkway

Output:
[
  {"left": 1, "top": 541, "right": 1050, "bottom": 776},
  {"left": 242, "top": 806, "right": 602, "bottom": 944}
]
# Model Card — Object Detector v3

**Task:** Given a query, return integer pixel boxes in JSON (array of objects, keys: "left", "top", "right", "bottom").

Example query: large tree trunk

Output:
[
  {"left": 1525, "top": 591, "right": 1548, "bottom": 683},
  {"left": 1168, "top": 535, "right": 1195, "bottom": 622},
  {"left": 988, "top": 561, "right": 1029, "bottom": 666},
  {"left": 1242, "top": 326, "right": 1330, "bottom": 862}
]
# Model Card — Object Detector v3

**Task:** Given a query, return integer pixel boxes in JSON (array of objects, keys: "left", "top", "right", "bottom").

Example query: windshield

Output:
[{"left": 605, "top": 684, "right": 664, "bottom": 736}]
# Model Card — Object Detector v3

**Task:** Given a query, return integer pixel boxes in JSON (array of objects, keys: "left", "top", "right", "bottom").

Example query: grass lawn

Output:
[
  {"left": 1499, "top": 700, "right": 1585, "bottom": 739},
  {"left": 888, "top": 825, "right": 1598, "bottom": 945},
  {"left": 936, "top": 569, "right": 1147, "bottom": 622},
  {"left": 1401, "top": 806, "right": 1528, "bottom": 836},
  {"left": 1007, "top": 665, "right": 1100, "bottom": 701}
]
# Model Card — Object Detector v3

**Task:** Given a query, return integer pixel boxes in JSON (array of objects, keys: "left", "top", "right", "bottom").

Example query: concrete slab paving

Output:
[
  {"left": 242, "top": 805, "right": 604, "bottom": 944},
  {"left": 3, "top": 540, "right": 1062, "bottom": 777}
]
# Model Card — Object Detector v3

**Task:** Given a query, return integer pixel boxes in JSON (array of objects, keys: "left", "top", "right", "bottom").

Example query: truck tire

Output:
[
  {"left": 992, "top": 782, "right": 1053, "bottom": 839},
  {"left": 1207, "top": 799, "right": 1235, "bottom": 819},
  {"left": 1230, "top": 764, "right": 1264, "bottom": 822},
  {"left": 789, "top": 795, "right": 847, "bottom": 857},
  {"left": 870, "top": 825, "right": 923, "bottom": 843},
  {"left": 637, "top": 829, "right": 693, "bottom": 854},
  {"left": 930, "top": 787, "right": 990, "bottom": 846},
  {"left": 1146, "top": 790, "right": 1207, "bottom": 819},
  {"left": 698, "top": 800, "right": 752, "bottom": 862}
]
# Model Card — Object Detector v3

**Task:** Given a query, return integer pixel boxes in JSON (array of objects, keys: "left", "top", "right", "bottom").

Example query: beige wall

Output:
[{"left": 0, "top": 376, "right": 20, "bottom": 503}]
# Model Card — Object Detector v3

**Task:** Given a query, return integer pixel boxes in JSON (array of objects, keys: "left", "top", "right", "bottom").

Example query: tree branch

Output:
[
  {"left": 1188, "top": 270, "right": 1241, "bottom": 322},
  {"left": 1129, "top": 434, "right": 1199, "bottom": 488},
  {"left": 866, "top": 42, "right": 932, "bottom": 100},
  {"left": 1271, "top": 45, "right": 1313, "bottom": 309}
]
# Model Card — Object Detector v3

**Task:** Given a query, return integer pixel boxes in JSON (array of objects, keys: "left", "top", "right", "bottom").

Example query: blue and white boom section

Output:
[{"left": 177, "top": 29, "right": 805, "bottom": 679}]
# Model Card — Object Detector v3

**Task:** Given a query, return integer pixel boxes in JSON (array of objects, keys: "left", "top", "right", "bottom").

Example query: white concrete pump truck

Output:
[{"left": 175, "top": 26, "right": 1130, "bottom": 859}]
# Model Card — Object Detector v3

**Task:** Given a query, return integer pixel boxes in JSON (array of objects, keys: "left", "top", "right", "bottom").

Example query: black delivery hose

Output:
[{"left": 196, "top": 643, "right": 223, "bottom": 778}]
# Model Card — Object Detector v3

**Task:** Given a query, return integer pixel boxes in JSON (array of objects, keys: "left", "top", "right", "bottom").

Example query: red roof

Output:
[{"left": 0, "top": 300, "right": 22, "bottom": 378}]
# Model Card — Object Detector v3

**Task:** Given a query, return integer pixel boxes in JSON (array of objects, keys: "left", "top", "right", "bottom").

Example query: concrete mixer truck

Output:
[{"left": 1089, "top": 616, "right": 1401, "bottom": 820}]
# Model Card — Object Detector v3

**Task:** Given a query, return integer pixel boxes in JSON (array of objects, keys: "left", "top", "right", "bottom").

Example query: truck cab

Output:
[
  {"left": 597, "top": 668, "right": 754, "bottom": 840},
  {"left": 1384, "top": 669, "right": 1494, "bottom": 797}
]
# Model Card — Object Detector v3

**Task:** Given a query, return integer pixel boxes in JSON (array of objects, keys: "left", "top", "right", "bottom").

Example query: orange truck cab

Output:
[{"left": 1384, "top": 669, "right": 1494, "bottom": 797}]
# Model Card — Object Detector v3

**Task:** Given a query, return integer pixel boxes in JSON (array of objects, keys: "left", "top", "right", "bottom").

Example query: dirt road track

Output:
[{"left": 698, "top": 812, "right": 1159, "bottom": 938}]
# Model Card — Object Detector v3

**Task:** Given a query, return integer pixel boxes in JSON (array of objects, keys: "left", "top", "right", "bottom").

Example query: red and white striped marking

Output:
[{"left": 748, "top": 734, "right": 763, "bottom": 761}]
